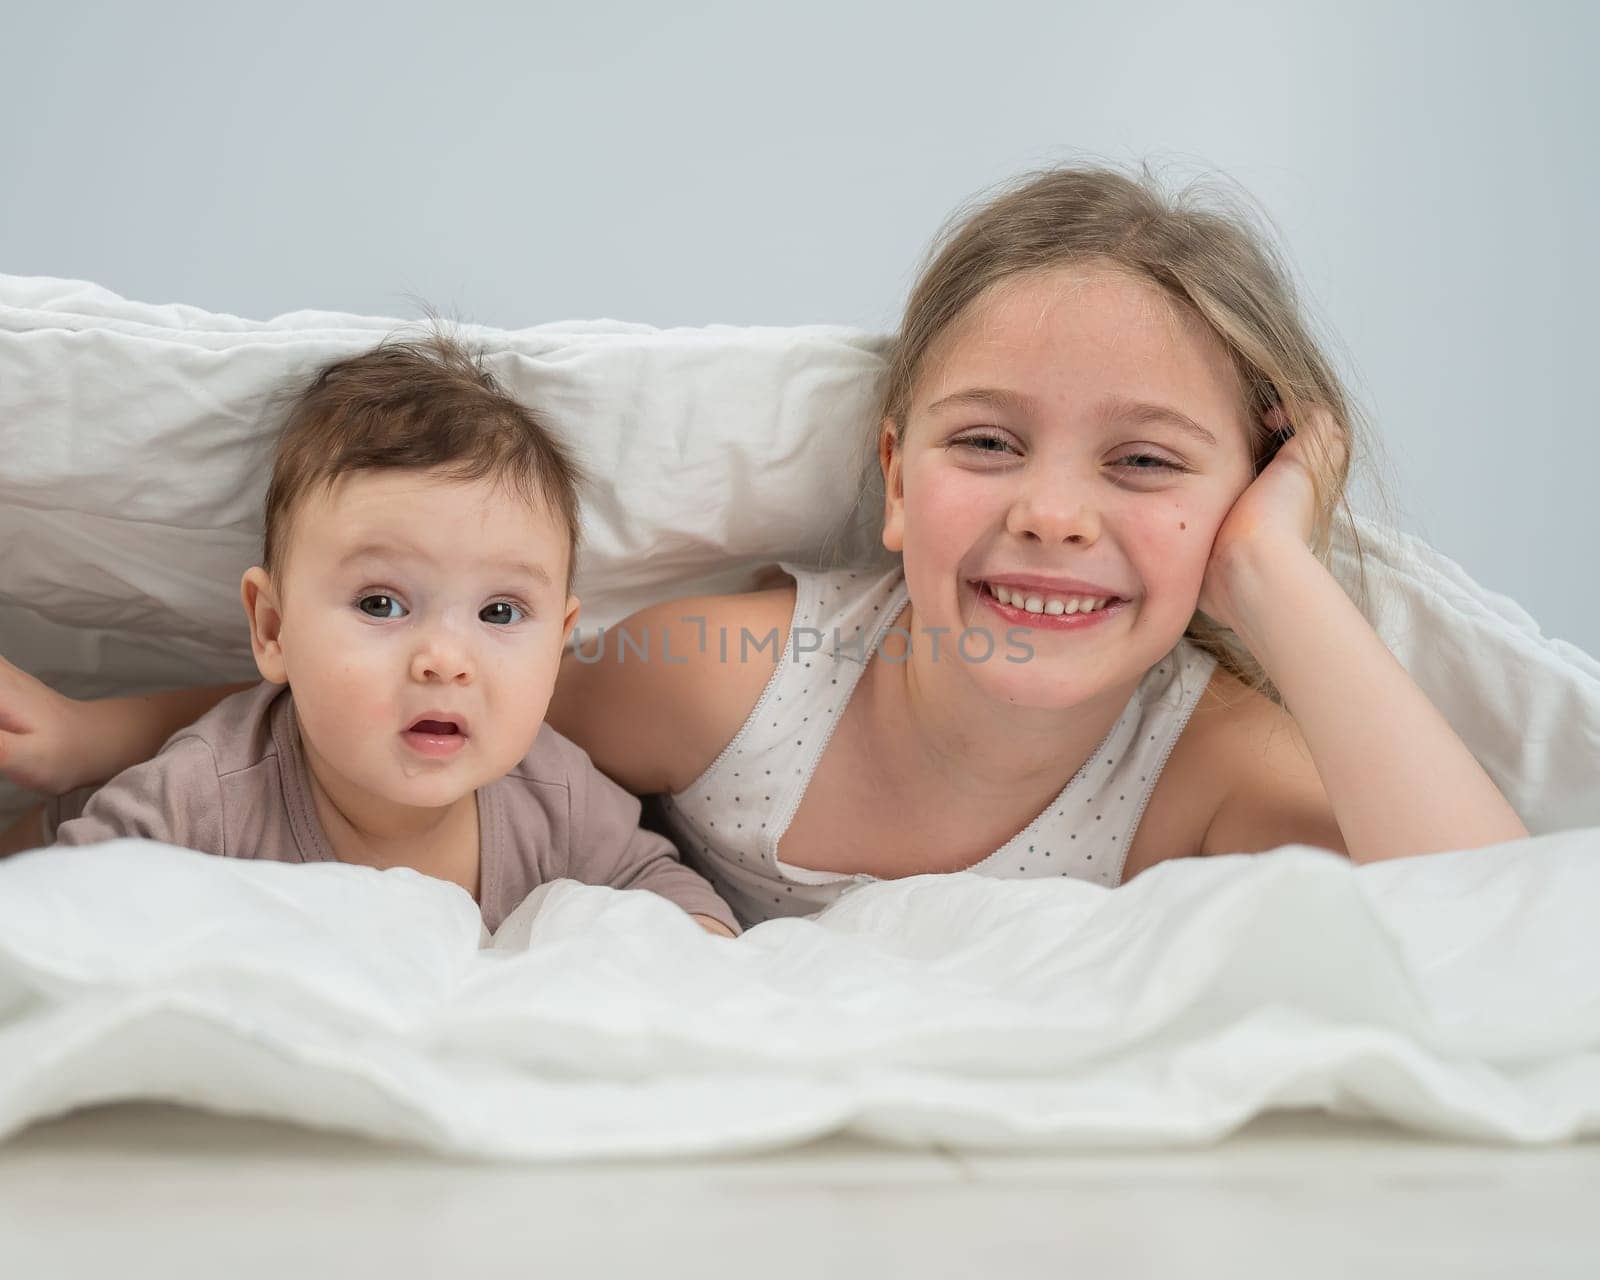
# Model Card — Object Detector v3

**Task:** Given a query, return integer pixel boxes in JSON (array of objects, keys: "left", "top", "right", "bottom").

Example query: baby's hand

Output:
[
  {"left": 692, "top": 913, "right": 739, "bottom": 938},
  {"left": 0, "top": 654, "right": 83, "bottom": 795}
]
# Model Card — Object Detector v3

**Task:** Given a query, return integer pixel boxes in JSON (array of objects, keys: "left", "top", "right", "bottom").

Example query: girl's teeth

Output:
[{"left": 990, "top": 583, "right": 1110, "bottom": 614}]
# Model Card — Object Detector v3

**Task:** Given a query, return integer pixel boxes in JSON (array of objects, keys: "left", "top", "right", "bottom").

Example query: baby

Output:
[{"left": 37, "top": 333, "right": 740, "bottom": 938}]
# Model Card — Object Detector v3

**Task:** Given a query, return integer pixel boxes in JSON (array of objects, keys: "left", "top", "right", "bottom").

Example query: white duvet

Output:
[
  {"left": 1, "top": 275, "right": 1598, "bottom": 1156},
  {"left": 1, "top": 834, "right": 1595, "bottom": 1158}
]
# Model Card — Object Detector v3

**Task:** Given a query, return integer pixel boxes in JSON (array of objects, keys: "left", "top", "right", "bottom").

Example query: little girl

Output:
[{"left": 0, "top": 166, "right": 1528, "bottom": 924}]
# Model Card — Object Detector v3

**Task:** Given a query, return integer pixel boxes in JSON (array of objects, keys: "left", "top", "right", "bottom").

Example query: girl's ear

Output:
[
  {"left": 240, "top": 567, "right": 288, "bottom": 685},
  {"left": 879, "top": 416, "right": 906, "bottom": 553}
]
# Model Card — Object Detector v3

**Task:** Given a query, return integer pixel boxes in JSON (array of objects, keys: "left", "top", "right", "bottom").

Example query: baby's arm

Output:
[
  {"left": 0, "top": 649, "right": 248, "bottom": 796},
  {"left": 569, "top": 752, "right": 743, "bottom": 937},
  {"left": 543, "top": 589, "right": 798, "bottom": 936},
  {"left": 51, "top": 737, "right": 226, "bottom": 853}
]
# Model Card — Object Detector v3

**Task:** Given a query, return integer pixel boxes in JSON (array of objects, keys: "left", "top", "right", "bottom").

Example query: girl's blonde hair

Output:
[{"left": 876, "top": 163, "right": 1394, "bottom": 707}]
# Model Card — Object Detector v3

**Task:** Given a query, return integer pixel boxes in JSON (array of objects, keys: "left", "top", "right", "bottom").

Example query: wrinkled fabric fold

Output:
[{"left": 0, "top": 837, "right": 1594, "bottom": 1160}]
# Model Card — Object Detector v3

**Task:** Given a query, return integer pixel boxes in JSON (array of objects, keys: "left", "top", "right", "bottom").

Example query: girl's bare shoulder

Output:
[
  {"left": 1178, "top": 665, "right": 1303, "bottom": 804},
  {"left": 546, "top": 583, "right": 799, "bottom": 796},
  {"left": 1187, "top": 665, "right": 1346, "bottom": 860},
  {"left": 1119, "top": 663, "right": 1279, "bottom": 881},
  {"left": 1189, "top": 664, "right": 1274, "bottom": 735}
]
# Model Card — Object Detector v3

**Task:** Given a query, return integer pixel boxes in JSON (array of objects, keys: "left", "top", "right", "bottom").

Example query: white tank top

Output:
[{"left": 656, "top": 561, "right": 1218, "bottom": 927}]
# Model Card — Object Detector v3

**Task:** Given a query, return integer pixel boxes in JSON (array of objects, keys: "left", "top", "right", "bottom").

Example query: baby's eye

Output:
[
  {"left": 357, "top": 594, "right": 407, "bottom": 619},
  {"left": 481, "top": 601, "right": 525, "bottom": 626}
]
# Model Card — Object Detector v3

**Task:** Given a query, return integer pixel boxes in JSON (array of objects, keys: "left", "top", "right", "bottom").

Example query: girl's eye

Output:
[
  {"left": 953, "top": 432, "right": 1016, "bottom": 455},
  {"left": 480, "top": 601, "right": 525, "bottom": 626},
  {"left": 357, "top": 594, "right": 407, "bottom": 619},
  {"left": 1115, "top": 453, "right": 1186, "bottom": 475},
  {"left": 956, "top": 434, "right": 1185, "bottom": 475}
]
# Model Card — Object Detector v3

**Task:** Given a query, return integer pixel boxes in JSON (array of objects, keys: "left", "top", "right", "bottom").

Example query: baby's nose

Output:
[{"left": 410, "top": 641, "right": 473, "bottom": 684}]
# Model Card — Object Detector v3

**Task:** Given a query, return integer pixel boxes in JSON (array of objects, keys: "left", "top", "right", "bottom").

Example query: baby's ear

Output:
[
  {"left": 560, "top": 594, "right": 581, "bottom": 647},
  {"left": 240, "top": 567, "right": 288, "bottom": 685}
]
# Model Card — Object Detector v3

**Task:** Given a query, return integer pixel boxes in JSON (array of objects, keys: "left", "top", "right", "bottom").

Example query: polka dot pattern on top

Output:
[{"left": 657, "top": 560, "right": 1218, "bottom": 929}]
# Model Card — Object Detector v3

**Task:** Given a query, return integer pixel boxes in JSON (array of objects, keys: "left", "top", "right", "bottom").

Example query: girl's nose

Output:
[{"left": 1004, "top": 486, "right": 1102, "bottom": 545}]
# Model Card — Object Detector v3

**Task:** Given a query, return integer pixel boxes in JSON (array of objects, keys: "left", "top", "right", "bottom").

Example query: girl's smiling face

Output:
[{"left": 881, "top": 262, "right": 1257, "bottom": 708}]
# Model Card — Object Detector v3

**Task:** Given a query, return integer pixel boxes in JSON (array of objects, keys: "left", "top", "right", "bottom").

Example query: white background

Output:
[{"left": 3, "top": 0, "right": 1594, "bottom": 651}]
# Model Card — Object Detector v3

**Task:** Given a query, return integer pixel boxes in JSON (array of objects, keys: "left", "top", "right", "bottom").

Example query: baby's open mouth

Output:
[
  {"left": 401, "top": 714, "right": 470, "bottom": 757},
  {"left": 408, "top": 719, "right": 461, "bottom": 736}
]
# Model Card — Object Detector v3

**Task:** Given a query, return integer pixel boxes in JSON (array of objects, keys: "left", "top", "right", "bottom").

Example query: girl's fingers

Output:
[{"left": 1264, "top": 404, "right": 1351, "bottom": 476}]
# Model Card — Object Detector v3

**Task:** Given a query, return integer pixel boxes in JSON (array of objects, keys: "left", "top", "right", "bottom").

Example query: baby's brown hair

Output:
[{"left": 263, "top": 331, "right": 585, "bottom": 590}]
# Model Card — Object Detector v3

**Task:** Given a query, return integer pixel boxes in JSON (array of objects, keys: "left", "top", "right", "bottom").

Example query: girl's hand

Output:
[
  {"left": 1197, "top": 406, "right": 1349, "bottom": 633},
  {"left": 0, "top": 654, "right": 83, "bottom": 795}
]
